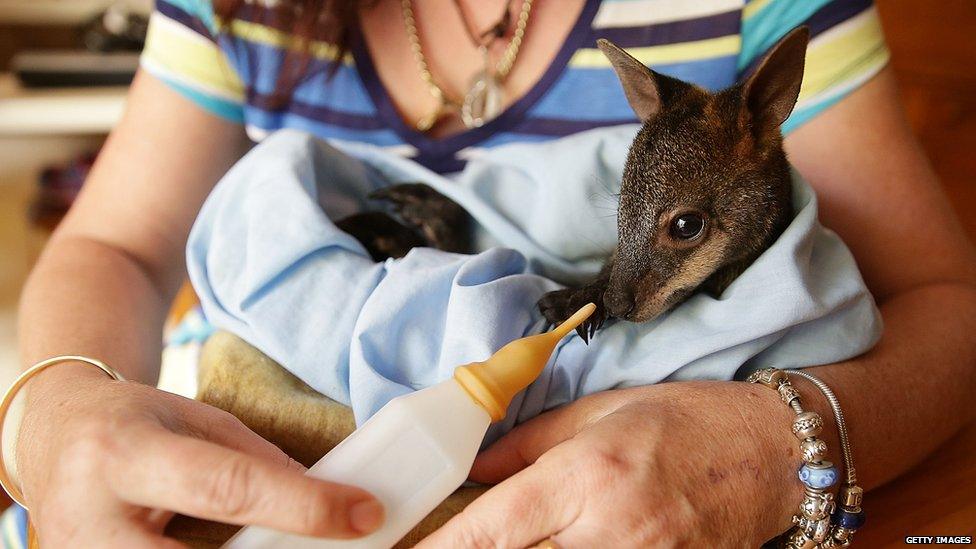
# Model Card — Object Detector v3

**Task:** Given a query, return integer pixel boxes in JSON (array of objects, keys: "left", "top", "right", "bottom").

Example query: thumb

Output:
[{"left": 472, "top": 398, "right": 603, "bottom": 483}]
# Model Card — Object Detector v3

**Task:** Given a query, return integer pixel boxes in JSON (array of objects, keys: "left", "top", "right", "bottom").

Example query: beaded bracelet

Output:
[
  {"left": 787, "top": 370, "right": 865, "bottom": 546},
  {"left": 747, "top": 368, "right": 865, "bottom": 548}
]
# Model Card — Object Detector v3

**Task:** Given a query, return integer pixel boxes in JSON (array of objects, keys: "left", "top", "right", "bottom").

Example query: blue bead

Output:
[
  {"left": 798, "top": 463, "right": 839, "bottom": 489},
  {"left": 834, "top": 508, "right": 866, "bottom": 529}
]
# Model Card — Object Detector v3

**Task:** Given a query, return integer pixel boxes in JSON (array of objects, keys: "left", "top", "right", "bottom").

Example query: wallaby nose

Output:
[{"left": 604, "top": 289, "right": 635, "bottom": 318}]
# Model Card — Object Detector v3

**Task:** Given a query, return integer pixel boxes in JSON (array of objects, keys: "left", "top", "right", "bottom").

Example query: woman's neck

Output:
[{"left": 358, "top": 0, "right": 587, "bottom": 138}]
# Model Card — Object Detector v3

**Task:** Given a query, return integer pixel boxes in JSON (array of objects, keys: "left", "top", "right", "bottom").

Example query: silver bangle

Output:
[
  {"left": 0, "top": 355, "right": 125, "bottom": 510},
  {"left": 786, "top": 370, "right": 857, "bottom": 486}
]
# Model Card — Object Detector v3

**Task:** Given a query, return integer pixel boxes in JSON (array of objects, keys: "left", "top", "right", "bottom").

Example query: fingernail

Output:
[{"left": 350, "top": 499, "right": 384, "bottom": 534}]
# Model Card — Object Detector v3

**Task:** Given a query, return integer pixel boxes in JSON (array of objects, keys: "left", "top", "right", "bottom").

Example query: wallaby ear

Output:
[
  {"left": 598, "top": 38, "right": 662, "bottom": 122},
  {"left": 742, "top": 26, "right": 809, "bottom": 131}
]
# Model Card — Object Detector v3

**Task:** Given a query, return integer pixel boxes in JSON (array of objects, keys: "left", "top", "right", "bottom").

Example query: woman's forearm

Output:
[
  {"left": 18, "top": 234, "right": 174, "bottom": 385},
  {"left": 16, "top": 72, "right": 250, "bottom": 389},
  {"left": 801, "top": 282, "right": 976, "bottom": 491}
]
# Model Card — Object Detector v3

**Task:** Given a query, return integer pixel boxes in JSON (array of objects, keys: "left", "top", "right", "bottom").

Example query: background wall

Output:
[{"left": 877, "top": 0, "right": 976, "bottom": 239}]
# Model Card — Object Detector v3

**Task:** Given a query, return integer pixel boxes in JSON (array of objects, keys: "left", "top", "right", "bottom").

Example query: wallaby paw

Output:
[
  {"left": 369, "top": 183, "right": 471, "bottom": 253},
  {"left": 537, "top": 286, "right": 608, "bottom": 343},
  {"left": 335, "top": 211, "right": 426, "bottom": 261}
]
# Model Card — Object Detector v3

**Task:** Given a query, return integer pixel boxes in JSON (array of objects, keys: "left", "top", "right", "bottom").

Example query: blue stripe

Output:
[
  {"left": 479, "top": 132, "right": 556, "bottom": 148},
  {"left": 593, "top": 10, "right": 741, "bottom": 48},
  {"left": 221, "top": 37, "right": 378, "bottom": 115},
  {"left": 244, "top": 107, "right": 404, "bottom": 146},
  {"left": 739, "top": 0, "right": 832, "bottom": 71},
  {"left": 782, "top": 94, "right": 844, "bottom": 134},
  {"left": 515, "top": 117, "right": 637, "bottom": 136},
  {"left": 290, "top": 66, "right": 379, "bottom": 117},
  {"left": 653, "top": 55, "right": 739, "bottom": 91},
  {"left": 531, "top": 68, "right": 636, "bottom": 120},
  {"left": 532, "top": 56, "right": 737, "bottom": 121},
  {"left": 249, "top": 92, "right": 385, "bottom": 131},
  {"left": 157, "top": 0, "right": 216, "bottom": 39},
  {"left": 14, "top": 506, "right": 26, "bottom": 548},
  {"left": 152, "top": 71, "right": 245, "bottom": 123},
  {"left": 805, "top": 0, "right": 873, "bottom": 37},
  {"left": 740, "top": 0, "right": 873, "bottom": 77},
  {"left": 410, "top": 154, "right": 467, "bottom": 174}
]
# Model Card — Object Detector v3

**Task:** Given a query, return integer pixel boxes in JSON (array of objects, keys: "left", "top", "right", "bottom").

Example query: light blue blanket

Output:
[{"left": 187, "top": 128, "right": 881, "bottom": 442}]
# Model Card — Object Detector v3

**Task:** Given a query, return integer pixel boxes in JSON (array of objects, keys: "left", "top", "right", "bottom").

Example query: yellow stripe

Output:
[
  {"left": 219, "top": 18, "right": 354, "bottom": 65},
  {"left": 144, "top": 14, "right": 245, "bottom": 100},
  {"left": 794, "top": 49, "right": 887, "bottom": 115},
  {"left": 570, "top": 34, "right": 741, "bottom": 68},
  {"left": 742, "top": 0, "right": 773, "bottom": 20},
  {"left": 797, "top": 11, "right": 887, "bottom": 101}
]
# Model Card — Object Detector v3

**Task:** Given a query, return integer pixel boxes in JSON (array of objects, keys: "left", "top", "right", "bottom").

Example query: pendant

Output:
[{"left": 461, "top": 70, "right": 505, "bottom": 129}]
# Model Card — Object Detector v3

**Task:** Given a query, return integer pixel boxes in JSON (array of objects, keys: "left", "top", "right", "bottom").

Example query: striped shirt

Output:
[{"left": 141, "top": 0, "right": 889, "bottom": 174}]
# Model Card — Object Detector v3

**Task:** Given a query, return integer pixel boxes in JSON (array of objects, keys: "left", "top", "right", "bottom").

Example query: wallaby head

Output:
[{"left": 597, "top": 27, "right": 809, "bottom": 322}]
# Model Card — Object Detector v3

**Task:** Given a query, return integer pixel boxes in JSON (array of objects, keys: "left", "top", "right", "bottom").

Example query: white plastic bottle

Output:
[{"left": 223, "top": 304, "right": 595, "bottom": 549}]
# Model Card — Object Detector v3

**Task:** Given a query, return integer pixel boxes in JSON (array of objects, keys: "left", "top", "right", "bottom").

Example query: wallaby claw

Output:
[{"left": 537, "top": 286, "right": 608, "bottom": 344}]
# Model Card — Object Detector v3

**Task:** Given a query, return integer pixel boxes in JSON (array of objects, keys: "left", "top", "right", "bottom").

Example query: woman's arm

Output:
[
  {"left": 418, "top": 68, "right": 976, "bottom": 547},
  {"left": 19, "top": 70, "right": 248, "bottom": 382},
  {"left": 785, "top": 66, "right": 976, "bottom": 489},
  {"left": 17, "top": 71, "right": 384, "bottom": 546}
]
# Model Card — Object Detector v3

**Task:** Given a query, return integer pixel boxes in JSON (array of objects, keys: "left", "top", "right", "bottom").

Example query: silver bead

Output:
[
  {"left": 778, "top": 383, "right": 801, "bottom": 406},
  {"left": 800, "top": 438, "right": 828, "bottom": 462},
  {"left": 798, "top": 488, "right": 834, "bottom": 521},
  {"left": 833, "top": 526, "right": 855, "bottom": 543},
  {"left": 801, "top": 515, "right": 833, "bottom": 543},
  {"left": 786, "top": 528, "right": 818, "bottom": 549},
  {"left": 747, "top": 367, "right": 788, "bottom": 389},
  {"left": 792, "top": 411, "right": 824, "bottom": 439},
  {"left": 818, "top": 537, "right": 840, "bottom": 548},
  {"left": 839, "top": 485, "right": 863, "bottom": 508}
]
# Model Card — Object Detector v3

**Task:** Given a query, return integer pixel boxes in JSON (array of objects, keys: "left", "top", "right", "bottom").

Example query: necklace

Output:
[{"left": 401, "top": 0, "right": 534, "bottom": 131}]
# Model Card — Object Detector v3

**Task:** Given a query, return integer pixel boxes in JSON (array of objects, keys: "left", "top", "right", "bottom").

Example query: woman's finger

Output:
[
  {"left": 111, "top": 429, "right": 384, "bottom": 538},
  {"left": 416, "top": 460, "right": 582, "bottom": 549}
]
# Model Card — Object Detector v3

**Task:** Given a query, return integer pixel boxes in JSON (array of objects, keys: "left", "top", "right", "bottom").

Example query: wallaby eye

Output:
[{"left": 669, "top": 213, "right": 706, "bottom": 241}]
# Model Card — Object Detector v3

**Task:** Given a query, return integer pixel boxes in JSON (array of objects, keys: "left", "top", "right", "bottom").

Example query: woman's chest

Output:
[{"left": 224, "top": 0, "right": 747, "bottom": 171}]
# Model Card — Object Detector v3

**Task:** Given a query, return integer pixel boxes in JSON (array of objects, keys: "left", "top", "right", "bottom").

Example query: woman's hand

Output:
[
  {"left": 16, "top": 365, "right": 384, "bottom": 548},
  {"left": 419, "top": 381, "right": 803, "bottom": 548}
]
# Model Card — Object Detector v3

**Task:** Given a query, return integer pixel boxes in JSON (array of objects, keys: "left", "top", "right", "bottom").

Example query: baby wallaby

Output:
[
  {"left": 342, "top": 27, "right": 810, "bottom": 341},
  {"left": 540, "top": 27, "right": 809, "bottom": 339}
]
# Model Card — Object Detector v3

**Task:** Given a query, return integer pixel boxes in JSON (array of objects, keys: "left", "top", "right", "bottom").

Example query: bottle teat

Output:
[{"left": 454, "top": 304, "right": 596, "bottom": 422}]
